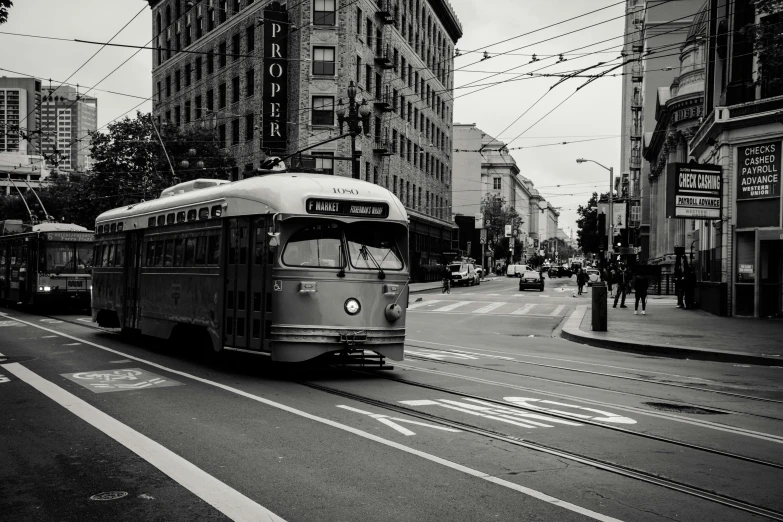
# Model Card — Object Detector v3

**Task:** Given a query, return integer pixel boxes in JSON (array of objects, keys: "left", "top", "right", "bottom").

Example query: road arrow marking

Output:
[{"left": 337, "top": 405, "right": 461, "bottom": 436}]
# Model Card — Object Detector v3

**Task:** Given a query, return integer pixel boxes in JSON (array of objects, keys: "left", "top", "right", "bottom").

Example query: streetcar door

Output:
[
  {"left": 248, "top": 217, "right": 271, "bottom": 352},
  {"left": 224, "top": 217, "right": 251, "bottom": 349},
  {"left": 123, "top": 230, "right": 143, "bottom": 330}
]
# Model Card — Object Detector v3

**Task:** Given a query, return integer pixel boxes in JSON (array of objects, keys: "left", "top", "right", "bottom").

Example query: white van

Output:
[{"left": 506, "top": 264, "right": 530, "bottom": 277}]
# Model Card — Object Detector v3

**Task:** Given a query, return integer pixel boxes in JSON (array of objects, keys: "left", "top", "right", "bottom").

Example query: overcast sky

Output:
[{"left": 0, "top": 0, "right": 631, "bottom": 233}]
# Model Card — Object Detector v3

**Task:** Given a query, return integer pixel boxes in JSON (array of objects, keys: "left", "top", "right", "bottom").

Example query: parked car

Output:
[
  {"left": 586, "top": 268, "right": 601, "bottom": 286},
  {"left": 473, "top": 264, "right": 484, "bottom": 280},
  {"left": 506, "top": 264, "right": 530, "bottom": 278},
  {"left": 449, "top": 263, "right": 479, "bottom": 286},
  {"left": 519, "top": 270, "right": 545, "bottom": 292}
]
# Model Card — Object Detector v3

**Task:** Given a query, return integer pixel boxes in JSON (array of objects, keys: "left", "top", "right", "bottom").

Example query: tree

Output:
[
  {"left": 744, "top": 0, "right": 783, "bottom": 95},
  {"left": 576, "top": 192, "right": 610, "bottom": 255},
  {"left": 0, "top": 0, "right": 12, "bottom": 24},
  {"left": 480, "top": 194, "right": 523, "bottom": 261}
]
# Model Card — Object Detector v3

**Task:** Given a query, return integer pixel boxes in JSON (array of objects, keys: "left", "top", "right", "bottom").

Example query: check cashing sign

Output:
[
  {"left": 666, "top": 163, "right": 722, "bottom": 219},
  {"left": 737, "top": 140, "right": 780, "bottom": 200}
]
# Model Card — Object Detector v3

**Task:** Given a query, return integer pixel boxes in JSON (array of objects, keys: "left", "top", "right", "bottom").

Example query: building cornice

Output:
[{"left": 427, "top": 0, "right": 463, "bottom": 42}]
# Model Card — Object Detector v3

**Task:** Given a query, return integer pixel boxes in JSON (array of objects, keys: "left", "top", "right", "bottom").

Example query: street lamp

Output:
[
  {"left": 576, "top": 158, "right": 614, "bottom": 262},
  {"left": 336, "top": 80, "right": 371, "bottom": 179}
]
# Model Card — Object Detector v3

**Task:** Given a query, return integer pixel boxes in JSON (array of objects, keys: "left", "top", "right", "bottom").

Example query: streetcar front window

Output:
[
  {"left": 42, "top": 243, "right": 75, "bottom": 274},
  {"left": 283, "top": 222, "right": 344, "bottom": 268},
  {"left": 346, "top": 222, "right": 404, "bottom": 270},
  {"left": 75, "top": 245, "right": 94, "bottom": 273}
]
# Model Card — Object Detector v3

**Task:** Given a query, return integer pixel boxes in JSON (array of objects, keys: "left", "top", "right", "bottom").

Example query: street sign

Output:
[{"left": 504, "top": 224, "right": 512, "bottom": 237}]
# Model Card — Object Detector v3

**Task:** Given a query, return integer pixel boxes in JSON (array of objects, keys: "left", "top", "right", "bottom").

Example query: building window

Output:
[
  {"left": 195, "top": 95, "right": 203, "bottom": 119},
  {"left": 156, "top": 81, "right": 162, "bottom": 104},
  {"left": 219, "top": 83, "right": 226, "bottom": 108},
  {"left": 207, "top": 50, "right": 214, "bottom": 73},
  {"left": 232, "top": 76, "right": 240, "bottom": 103},
  {"left": 195, "top": 57, "right": 202, "bottom": 80},
  {"left": 231, "top": 33, "right": 240, "bottom": 61},
  {"left": 312, "top": 96, "right": 334, "bottom": 125},
  {"left": 493, "top": 177, "right": 501, "bottom": 190},
  {"left": 185, "top": 100, "right": 191, "bottom": 123},
  {"left": 218, "top": 124, "right": 226, "bottom": 147},
  {"left": 175, "top": 69, "right": 181, "bottom": 91},
  {"left": 356, "top": 56, "right": 362, "bottom": 83},
  {"left": 232, "top": 118, "right": 240, "bottom": 145},
  {"left": 184, "top": 63, "right": 191, "bottom": 86},
  {"left": 356, "top": 7, "right": 362, "bottom": 34},
  {"left": 246, "top": 113, "right": 254, "bottom": 141},
  {"left": 165, "top": 75, "right": 171, "bottom": 97},
  {"left": 314, "top": 0, "right": 335, "bottom": 26},
  {"left": 175, "top": 105, "right": 181, "bottom": 126},
  {"left": 246, "top": 68, "right": 255, "bottom": 97},
  {"left": 207, "top": 89, "right": 214, "bottom": 111},
  {"left": 365, "top": 64, "right": 372, "bottom": 92},
  {"left": 313, "top": 47, "right": 335, "bottom": 76},
  {"left": 312, "top": 152, "right": 334, "bottom": 175},
  {"left": 218, "top": 40, "right": 226, "bottom": 68},
  {"left": 246, "top": 24, "right": 255, "bottom": 52}
]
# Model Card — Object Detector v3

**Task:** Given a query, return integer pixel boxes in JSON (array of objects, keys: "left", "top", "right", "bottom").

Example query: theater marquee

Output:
[{"left": 666, "top": 163, "right": 723, "bottom": 220}]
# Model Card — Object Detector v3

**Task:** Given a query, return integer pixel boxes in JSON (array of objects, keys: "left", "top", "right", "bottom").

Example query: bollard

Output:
[{"left": 591, "top": 282, "right": 607, "bottom": 331}]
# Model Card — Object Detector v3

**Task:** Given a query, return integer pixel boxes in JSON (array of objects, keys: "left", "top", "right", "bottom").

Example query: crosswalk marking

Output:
[
  {"left": 408, "top": 300, "right": 442, "bottom": 309},
  {"left": 473, "top": 302, "right": 505, "bottom": 314},
  {"left": 511, "top": 304, "right": 535, "bottom": 315},
  {"left": 549, "top": 305, "right": 565, "bottom": 316},
  {"left": 432, "top": 301, "right": 474, "bottom": 312}
]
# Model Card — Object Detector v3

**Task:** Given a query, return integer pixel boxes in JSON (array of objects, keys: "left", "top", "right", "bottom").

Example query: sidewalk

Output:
[
  {"left": 561, "top": 299, "right": 783, "bottom": 366},
  {"left": 409, "top": 278, "right": 497, "bottom": 294}
]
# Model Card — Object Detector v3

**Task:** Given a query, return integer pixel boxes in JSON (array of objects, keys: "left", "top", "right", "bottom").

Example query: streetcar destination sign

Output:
[
  {"left": 43, "top": 232, "right": 95, "bottom": 242},
  {"left": 666, "top": 163, "right": 723, "bottom": 219},
  {"left": 306, "top": 198, "right": 389, "bottom": 218}
]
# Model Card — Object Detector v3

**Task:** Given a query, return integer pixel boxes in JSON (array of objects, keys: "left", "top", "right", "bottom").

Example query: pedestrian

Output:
[
  {"left": 613, "top": 265, "right": 628, "bottom": 308},
  {"left": 633, "top": 270, "right": 649, "bottom": 315},
  {"left": 607, "top": 266, "right": 615, "bottom": 298},
  {"left": 576, "top": 268, "right": 587, "bottom": 295},
  {"left": 683, "top": 265, "right": 696, "bottom": 309},
  {"left": 674, "top": 266, "right": 684, "bottom": 308}
]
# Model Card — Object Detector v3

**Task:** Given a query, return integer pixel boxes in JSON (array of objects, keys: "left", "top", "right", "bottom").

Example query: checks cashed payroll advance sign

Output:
[
  {"left": 737, "top": 141, "right": 781, "bottom": 200},
  {"left": 666, "top": 163, "right": 722, "bottom": 219}
]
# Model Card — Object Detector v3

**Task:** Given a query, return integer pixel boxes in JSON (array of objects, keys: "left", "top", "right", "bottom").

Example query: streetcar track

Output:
[
  {"left": 406, "top": 342, "right": 783, "bottom": 407},
  {"left": 301, "top": 380, "right": 783, "bottom": 521},
  {"left": 342, "top": 367, "right": 783, "bottom": 469}
]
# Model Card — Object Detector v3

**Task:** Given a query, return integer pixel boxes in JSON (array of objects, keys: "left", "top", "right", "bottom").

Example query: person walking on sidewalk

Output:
[
  {"left": 606, "top": 265, "right": 616, "bottom": 298},
  {"left": 633, "top": 270, "right": 649, "bottom": 315},
  {"left": 576, "top": 268, "right": 587, "bottom": 295},
  {"left": 613, "top": 265, "right": 629, "bottom": 308},
  {"left": 674, "top": 266, "right": 684, "bottom": 308}
]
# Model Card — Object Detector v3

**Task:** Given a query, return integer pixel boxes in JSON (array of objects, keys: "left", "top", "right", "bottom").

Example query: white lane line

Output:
[
  {"left": 432, "top": 301, "right": 473, "bottom": 312},
  {"left": 77, "top": 318, "right": 94, "bottom": 323},
  {"left": 407, "top": 300, "right": 442, "bottom": 310},
  {"left": 64, "top": 343, "right": 82, "bottom": 346},
  {"left": 1, "top": 362, "right": 286, "bottom": 522},
  {"left": 511, "top": 304, "right": 535, "bottom": 315},
  {"left": 39, "top": 319, "right": 63, "bottom": 324},
  {"left": 2, "top": 316, "right": 623, "bottom": 522},
  {"left": 549, "top": 305, "right": 565, "bottom": 316},
  {"left": 473, "top": 302, "right": 506, "bottom": 314}
]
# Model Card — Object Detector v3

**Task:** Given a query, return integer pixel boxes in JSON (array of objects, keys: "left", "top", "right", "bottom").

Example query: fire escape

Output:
[
  {"left": 372, "top": 0, "right": 394, "bottom": 156},
  {"left": 628, "top": 7, "right": 644, "bottom": 234}
]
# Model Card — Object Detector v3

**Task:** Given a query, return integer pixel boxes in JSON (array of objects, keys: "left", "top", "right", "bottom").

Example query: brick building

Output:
[{"left": 147, "top": 0, "right": 462, "bottom": 281}]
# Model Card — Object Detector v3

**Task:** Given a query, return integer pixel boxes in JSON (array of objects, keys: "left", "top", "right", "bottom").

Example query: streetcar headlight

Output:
[
  {"left": 44, "top": 286, "right": 51, "bottom": 292},
  {"left": 344, "top": 298, "right": 361, "bottom": 315}
]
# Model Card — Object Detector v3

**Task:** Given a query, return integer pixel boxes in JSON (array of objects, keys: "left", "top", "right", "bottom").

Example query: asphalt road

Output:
[{"left": 1, "top": 275, "right": 782, "bottom": 521}]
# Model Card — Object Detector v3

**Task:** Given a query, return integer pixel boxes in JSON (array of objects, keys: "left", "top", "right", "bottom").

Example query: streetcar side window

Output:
[
  {"left": 95, "top": 245, "right": 103, "bottom": 266},
  {"left": 282, "top": 223, "right": 344, "bottom": 268},
  {"left": 163, "top": 240, "right": 174, "bottom": 267},
  {"left": 97, "top": 225, "right": 104, "bottom": 234},
  {"left": 174, "top": 238, "right": 185, "bottom": 266},
  {"left": 153, "top": 241, "right": 164, "bottom": 266},
  {"left": 110, "top": 223, "right": 117, "bottom": 233},
  {"left": 207, "top": 235, "right": 220, "bottom": 265},
  {"left": 166, "top": 213, "right": 175, "bottom": 225},
  {"left": 148, "top": 217, "right": 156, "bottom": 227},
  {"left": 211, "top": 205, "right": 222, "bottom": 218},
  {"left": 198, "top": 207, "right": 209, "bottom": 220},
  {"left": 187, "top": 209, "right": 197, "bottom": 221},
  {"left": 117, "top": 222, "right": 124, "bottom": 232},
  {"left": 145, "top": 242, "right": 155, "bottom": 266},
  {"left": 176, "top": 211, "right": 186, "bottom": 223},
  {"left": 157, "top": 216, "right": 165, "bottom": 227},
  {"left": 114, "top": 243, "right": 125, "bottom": 267},
  {"left": 106, "top": 244, "right": 115, "bottom": 267},
  {"left": 183, "top": 238, "right": 195, "bottom": 266},
  {"left": 195, "top": 236, "right": 207, "bottom": 265}
]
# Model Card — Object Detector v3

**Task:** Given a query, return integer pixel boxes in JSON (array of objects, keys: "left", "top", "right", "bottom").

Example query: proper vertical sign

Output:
[
  {"left": 737, "top": 141, "right": 781, "bottom": 200},
  {"left": 666, "top": 163, "right": 723, "bottom": 219}
]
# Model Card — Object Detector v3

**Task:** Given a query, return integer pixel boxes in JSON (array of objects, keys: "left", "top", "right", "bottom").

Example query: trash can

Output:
[{"left": 591, "top": 282, "right": 607, "bottom": 332}]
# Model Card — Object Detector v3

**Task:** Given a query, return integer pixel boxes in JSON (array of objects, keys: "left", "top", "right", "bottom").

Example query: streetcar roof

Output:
[
  {"left": 32, "top": 223, "right": 91, "bottom": 233},
  {"left": 95, "top": 172, "right": 408, "bottom": 228}
]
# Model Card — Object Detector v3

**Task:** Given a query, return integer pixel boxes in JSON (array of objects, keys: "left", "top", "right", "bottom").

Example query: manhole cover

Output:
[
  {"left": 643, "top": 402, "right": 728, "bottom": 415},
  {"left": 89, "top": 491, "right": 128, "bottom": 501}
]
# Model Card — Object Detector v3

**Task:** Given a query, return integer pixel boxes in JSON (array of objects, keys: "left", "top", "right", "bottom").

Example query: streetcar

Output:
[
  {"left": 91, "top": 172, "right": 409, "bottom": 364},
  {"left": 0, "top": 220, "right": 94, "bottom": 308}
]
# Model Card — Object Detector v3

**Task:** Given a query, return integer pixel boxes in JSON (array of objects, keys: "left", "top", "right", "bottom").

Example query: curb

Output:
[{"left": 560, "top": 305, "right": 782, "bottom": 367}]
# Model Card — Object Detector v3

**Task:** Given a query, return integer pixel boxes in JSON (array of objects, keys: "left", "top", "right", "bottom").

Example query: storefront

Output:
[{"left": 407, "top": 212, "right": 456, "bottom": 283}]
